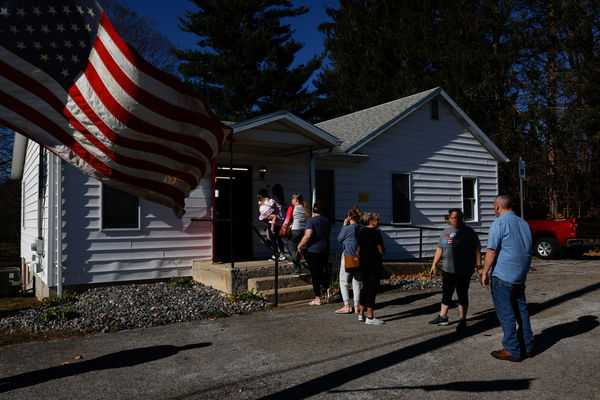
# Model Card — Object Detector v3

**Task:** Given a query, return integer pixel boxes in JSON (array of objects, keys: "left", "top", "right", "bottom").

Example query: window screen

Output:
[{"left": 462, "top": 177, "right": 477, "bottom": 221}]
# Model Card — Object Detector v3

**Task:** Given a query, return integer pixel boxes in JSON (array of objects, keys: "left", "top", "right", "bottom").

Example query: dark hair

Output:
[
  {"left": 448, "top": 208, "right": 464, "bottom": 218},
  {"left": 257, "top": 188, "right": 269, "bottom": 198},
  {"left": 312, "top": 200, "right": 326, "bottom": 215},
  {"left": 292, "top": 193, "right": 311, "bottom": 218},
  {"left": 348, "top": 206, "right": 361, "bottom": 222},
  {"left": 272, "top": 184, "right": 285, "bottom": 205}
]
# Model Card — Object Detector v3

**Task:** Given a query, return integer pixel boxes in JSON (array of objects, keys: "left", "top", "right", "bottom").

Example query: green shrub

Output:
[
  {"left": 39, "top": 307, "right": 80, "bottom": 322},
  {"left": 229, "top": 289, "right": 263, "bottom": 302},
  {"left": 169, "top": 277, "right": 192, "bottom": 287},
  {"left": 42, "top": 293, "right": 77, "bottom": 307}
]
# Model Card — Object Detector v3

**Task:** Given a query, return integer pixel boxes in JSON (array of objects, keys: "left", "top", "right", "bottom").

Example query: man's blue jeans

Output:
[{"left": 491, "top": 277, "right": 533, "bottom": 357}]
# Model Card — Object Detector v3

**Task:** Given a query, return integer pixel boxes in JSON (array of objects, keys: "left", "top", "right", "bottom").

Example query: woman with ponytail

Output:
[{"left": 335, "top": 206, "right": 362, "bottom": 314}]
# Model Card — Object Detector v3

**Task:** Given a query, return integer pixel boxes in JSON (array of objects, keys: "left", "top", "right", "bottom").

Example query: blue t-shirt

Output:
[
  {"left": 338, "top": 223, "right": 360, "bottom": 256},
  {"left": 488, "top": 211, "right": 532, "bottom": 284},
  {"left": 305, "top": 215, "right": 331, "bottom": 254}
]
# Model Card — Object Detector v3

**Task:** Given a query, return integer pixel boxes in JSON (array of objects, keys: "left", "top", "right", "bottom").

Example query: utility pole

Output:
[{"left": 519, "top": 157, "right": 526, "bottom": 218}]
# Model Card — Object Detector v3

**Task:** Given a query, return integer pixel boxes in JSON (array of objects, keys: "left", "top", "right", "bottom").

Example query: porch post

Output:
[
  {"left": 309, "top": 148, "right": 316, "bottom": 206},
  {"left": 229, "top": 139, "right": 234, "bottom": 270}
]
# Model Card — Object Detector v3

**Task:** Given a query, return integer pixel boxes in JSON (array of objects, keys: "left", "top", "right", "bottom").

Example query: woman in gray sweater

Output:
[{"left": 284, "top": 193, "right": 311, "bottom": 276}]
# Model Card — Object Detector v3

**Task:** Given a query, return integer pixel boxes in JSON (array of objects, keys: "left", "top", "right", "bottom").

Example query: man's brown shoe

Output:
[{"left": 491, "top": 349, "right": 521, "bottom": 362}]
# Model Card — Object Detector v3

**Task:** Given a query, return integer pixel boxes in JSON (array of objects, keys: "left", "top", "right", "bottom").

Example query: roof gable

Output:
[{"left": 316, "top": 88, "right": 509, "bottom": 162}]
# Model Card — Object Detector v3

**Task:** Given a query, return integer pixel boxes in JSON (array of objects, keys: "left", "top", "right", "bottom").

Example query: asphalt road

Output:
[{"left": 1, "top": 259, "right": 599, "bottom": 400}]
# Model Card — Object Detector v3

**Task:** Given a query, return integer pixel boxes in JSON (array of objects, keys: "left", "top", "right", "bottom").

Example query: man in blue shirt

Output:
[{"left": 481, "top": 195, "right": 533, "bottom": 362}]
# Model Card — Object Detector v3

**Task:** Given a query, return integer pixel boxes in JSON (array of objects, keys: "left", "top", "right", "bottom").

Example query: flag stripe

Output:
[
  {"left": 93, "top": 35, "right": 226, "bottom": 143},
  {"left": 72, "top": 77, "right": 213, "bottom": 168},
  {"left": 89, "top": 44, "right": 220, "bottom": 152},
  {"left": 68, "top": 85, "right": 206, "bottom": 182},
  {"left": 0, "top": 59, "right": 200, "bottom": 189},
  {"left": 0, "top": 96, "right": 187, "bottom": 210},
  {"left": 99, "top": 13, "right": 222, "bottom": 121},
  {"left": 82, "top": 62, "right": 219, "bottom": 161}
]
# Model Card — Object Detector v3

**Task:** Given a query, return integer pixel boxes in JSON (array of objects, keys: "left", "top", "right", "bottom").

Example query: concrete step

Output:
[
  {"left": 259, "top": 285, "right": 315, "bottom": 304},
  {"left": 248, "top": 274, "right": 312, "bottom": 292}
]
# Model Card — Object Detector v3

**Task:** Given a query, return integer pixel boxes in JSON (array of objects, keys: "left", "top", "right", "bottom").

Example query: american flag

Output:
[{"left": 0, "top": 0, "right": 231, "bottom": 217}]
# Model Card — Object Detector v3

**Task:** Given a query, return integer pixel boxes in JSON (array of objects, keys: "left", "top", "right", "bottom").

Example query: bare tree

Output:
[{"left": 101, "top": 0, "right": 179, "bottom": 75}]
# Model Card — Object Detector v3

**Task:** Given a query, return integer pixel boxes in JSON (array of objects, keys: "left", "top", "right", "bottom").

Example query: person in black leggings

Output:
[
  {"left": 297, "top": 200, "right": 331, "bottom": 305},
  {"left": 358, "top": 213, "right": 385, "bottom": 325},
  {"left": 428, "top": 208, "right": 481, "bottom": 331}
]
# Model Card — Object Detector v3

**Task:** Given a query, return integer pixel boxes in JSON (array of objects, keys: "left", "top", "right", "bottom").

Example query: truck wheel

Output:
[{"left": 534, "top": 237, "right": 558, "bottom": 259}]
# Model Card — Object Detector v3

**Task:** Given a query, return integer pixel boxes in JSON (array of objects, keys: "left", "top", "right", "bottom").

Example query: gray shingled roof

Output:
[{"left": 315, "top": 87, "right": 440, "bottom": 152}]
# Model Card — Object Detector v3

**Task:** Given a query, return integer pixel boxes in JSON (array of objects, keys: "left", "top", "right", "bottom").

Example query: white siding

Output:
[
  {"left": 61, "top": 163, "right": 213, "bottom": 284},
  {"left": 20, "top": 142, "right": 51, "bottom": 283},
  {"left": 321, "top": 100, "right": 497, "bottom": 259}
]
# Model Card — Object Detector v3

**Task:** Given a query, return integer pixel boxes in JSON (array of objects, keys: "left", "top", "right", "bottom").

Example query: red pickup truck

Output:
[{"left": 527, "top": 218, "right": 600, "bottom": 259}]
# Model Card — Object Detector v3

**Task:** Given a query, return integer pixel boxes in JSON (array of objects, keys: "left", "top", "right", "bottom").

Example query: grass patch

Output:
[
  {"left": 169, "top": 277, "right": 193, "bottom": 288},
  {"left": 38, "top": 307, "right": 80, "bottom": 322},
  {"left": 0, "top": 296, "right": 41, "bottom": 319},
  {"left": 0, "top": 328, "right": 88, "bottom": 347},
  {"left": 228, "top": 289, "right": 263, "bottom": 302},
  {"left": 42, "top": 293, "right": 78, "bottom": 307}
]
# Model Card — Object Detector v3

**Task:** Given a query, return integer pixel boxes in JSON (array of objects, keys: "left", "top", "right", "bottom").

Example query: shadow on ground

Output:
[{"left": 0, "top": 342, "right": 211, "bottom": 393}]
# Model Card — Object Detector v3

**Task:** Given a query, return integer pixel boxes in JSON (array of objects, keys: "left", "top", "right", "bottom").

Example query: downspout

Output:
[
  {"left": 34, "top": 146, "right": 44, "bottom": 293},
  {"left": 56, "top": 156, "right": 63, "bottom": 296}
]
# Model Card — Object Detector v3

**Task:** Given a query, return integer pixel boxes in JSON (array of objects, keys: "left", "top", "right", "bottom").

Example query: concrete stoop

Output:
[{"left": 192, "top": 259, "right": 316, "bottom": 305}]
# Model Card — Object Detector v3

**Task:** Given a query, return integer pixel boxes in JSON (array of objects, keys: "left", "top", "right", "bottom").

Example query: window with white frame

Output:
[
  {"left": 462, "top": 177, "right": 477, "bottom": 221},
  {"left": 101, "top": 184, "right": 140, "bottom": 230},
  {"left": 392, "top": 173, "right": 411, "bottom": 223}
]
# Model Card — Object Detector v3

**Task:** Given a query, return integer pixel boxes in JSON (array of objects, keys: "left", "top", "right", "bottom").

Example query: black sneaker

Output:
[
  {"left": 456, "top": 319, "right": 467, "bottom": 331},
  {"left": 429, "top": 315, "right": 449, "bottom": 326}
]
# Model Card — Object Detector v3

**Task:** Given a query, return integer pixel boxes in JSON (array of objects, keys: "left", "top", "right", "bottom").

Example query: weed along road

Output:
[{"left": 1, "top": 259, "right": 599, "bottom": 399}]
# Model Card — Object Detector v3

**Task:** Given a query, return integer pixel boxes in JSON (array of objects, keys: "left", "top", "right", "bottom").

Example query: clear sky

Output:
[{"left": 121, "top": 0, "right": 338, "bottom": 71}]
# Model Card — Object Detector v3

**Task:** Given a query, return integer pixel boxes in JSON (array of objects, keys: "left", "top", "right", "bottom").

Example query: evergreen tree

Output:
[{"left": 174, "top": 0, "right": 322, "bottom": 121}]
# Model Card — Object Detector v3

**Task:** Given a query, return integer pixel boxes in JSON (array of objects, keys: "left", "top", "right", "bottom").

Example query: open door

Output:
[{"left": 214, "top": 166, "right": 253, "bottom": 262}]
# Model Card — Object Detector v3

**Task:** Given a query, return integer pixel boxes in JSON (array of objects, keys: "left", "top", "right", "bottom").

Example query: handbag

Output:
[
  {"left": 344, "top": 254, "right": 360, "bottom": 271},
  {"left": 279, "top": 225, "right": 291, "bottom": 238}
]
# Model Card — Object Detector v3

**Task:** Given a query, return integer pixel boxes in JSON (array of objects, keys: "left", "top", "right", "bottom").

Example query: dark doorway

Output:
[
  {"left": 316, "top": 169, "right": 335, "bottom": 222},
  {"left": 214, "top": 165, "right": 253, "bottom": 262}
]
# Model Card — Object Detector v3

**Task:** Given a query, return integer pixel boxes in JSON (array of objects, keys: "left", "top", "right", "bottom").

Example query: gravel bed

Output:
[
  {"left": 0, "top": 281, "right": 269, "bottom": 334},
  {"left": 381, "top": 276, "right": 443, "bottom": 291}
]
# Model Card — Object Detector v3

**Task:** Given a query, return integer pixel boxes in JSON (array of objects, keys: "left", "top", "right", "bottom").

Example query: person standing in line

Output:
[
  {"left": 428, "top": 208, "right": 482, "bottom": 331},
  {"left": 335, "top": 206, "right": 362, "bottom": 314},
  {"left": 358, "top": 213, "right": 385, "bottom": 325},
  {"left": 284, "top": 193, "right": 311, "bottom": 276},
  {"left": 481, "top": 195, "right": 534, "bottom": 362},
  {"left": 270, "top": 184, "right": 287, "bottom": 261},
  {"left": 297, "top": 200, "right": 331, "bottom": 306}
]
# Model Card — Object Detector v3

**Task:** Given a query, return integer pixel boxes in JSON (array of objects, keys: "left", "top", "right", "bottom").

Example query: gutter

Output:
[{"left": 10, "top": 133, "right": 27, "bottom": 180}]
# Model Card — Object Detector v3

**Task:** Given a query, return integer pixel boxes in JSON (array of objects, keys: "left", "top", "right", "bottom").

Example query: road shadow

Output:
[
  {"left": 0, "top": 342, "right": 211, "bottom": 393},
  {"left": 532, "top": 315, "right": 599, "bottom": 356},
  {"left": 329, "top": 378, "right": 534, "bottom": 393},
  {"left": 258, "top": 282, "right": 600, "bottom": 399},
  {"left": 376, "top": 290, "right": 441, "bottom": 309}
]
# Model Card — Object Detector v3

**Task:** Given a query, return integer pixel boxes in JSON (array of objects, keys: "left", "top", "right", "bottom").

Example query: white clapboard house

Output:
[{"left": 11, "top": 87, "right": 508, "bottom": 297}]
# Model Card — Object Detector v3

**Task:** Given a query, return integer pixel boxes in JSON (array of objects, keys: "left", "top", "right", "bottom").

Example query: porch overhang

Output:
[{"left": 228, "top": 111, "right": 343, "bottom": 156}]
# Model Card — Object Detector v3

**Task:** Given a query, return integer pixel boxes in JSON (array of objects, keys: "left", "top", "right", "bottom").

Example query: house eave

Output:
[{"left": 231, "top": 111, "right": 343, "bottom": 148}]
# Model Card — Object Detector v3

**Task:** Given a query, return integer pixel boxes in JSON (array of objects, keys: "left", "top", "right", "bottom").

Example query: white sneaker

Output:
[
  {"left": 278, "top": 254, "right": 286, "bottom": 261},
  {"left": 365, "top": 317, "right": 385, "bottom": 325},
  {"left": 358, "top": 313, "right": 365, "bottom": 322}
]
